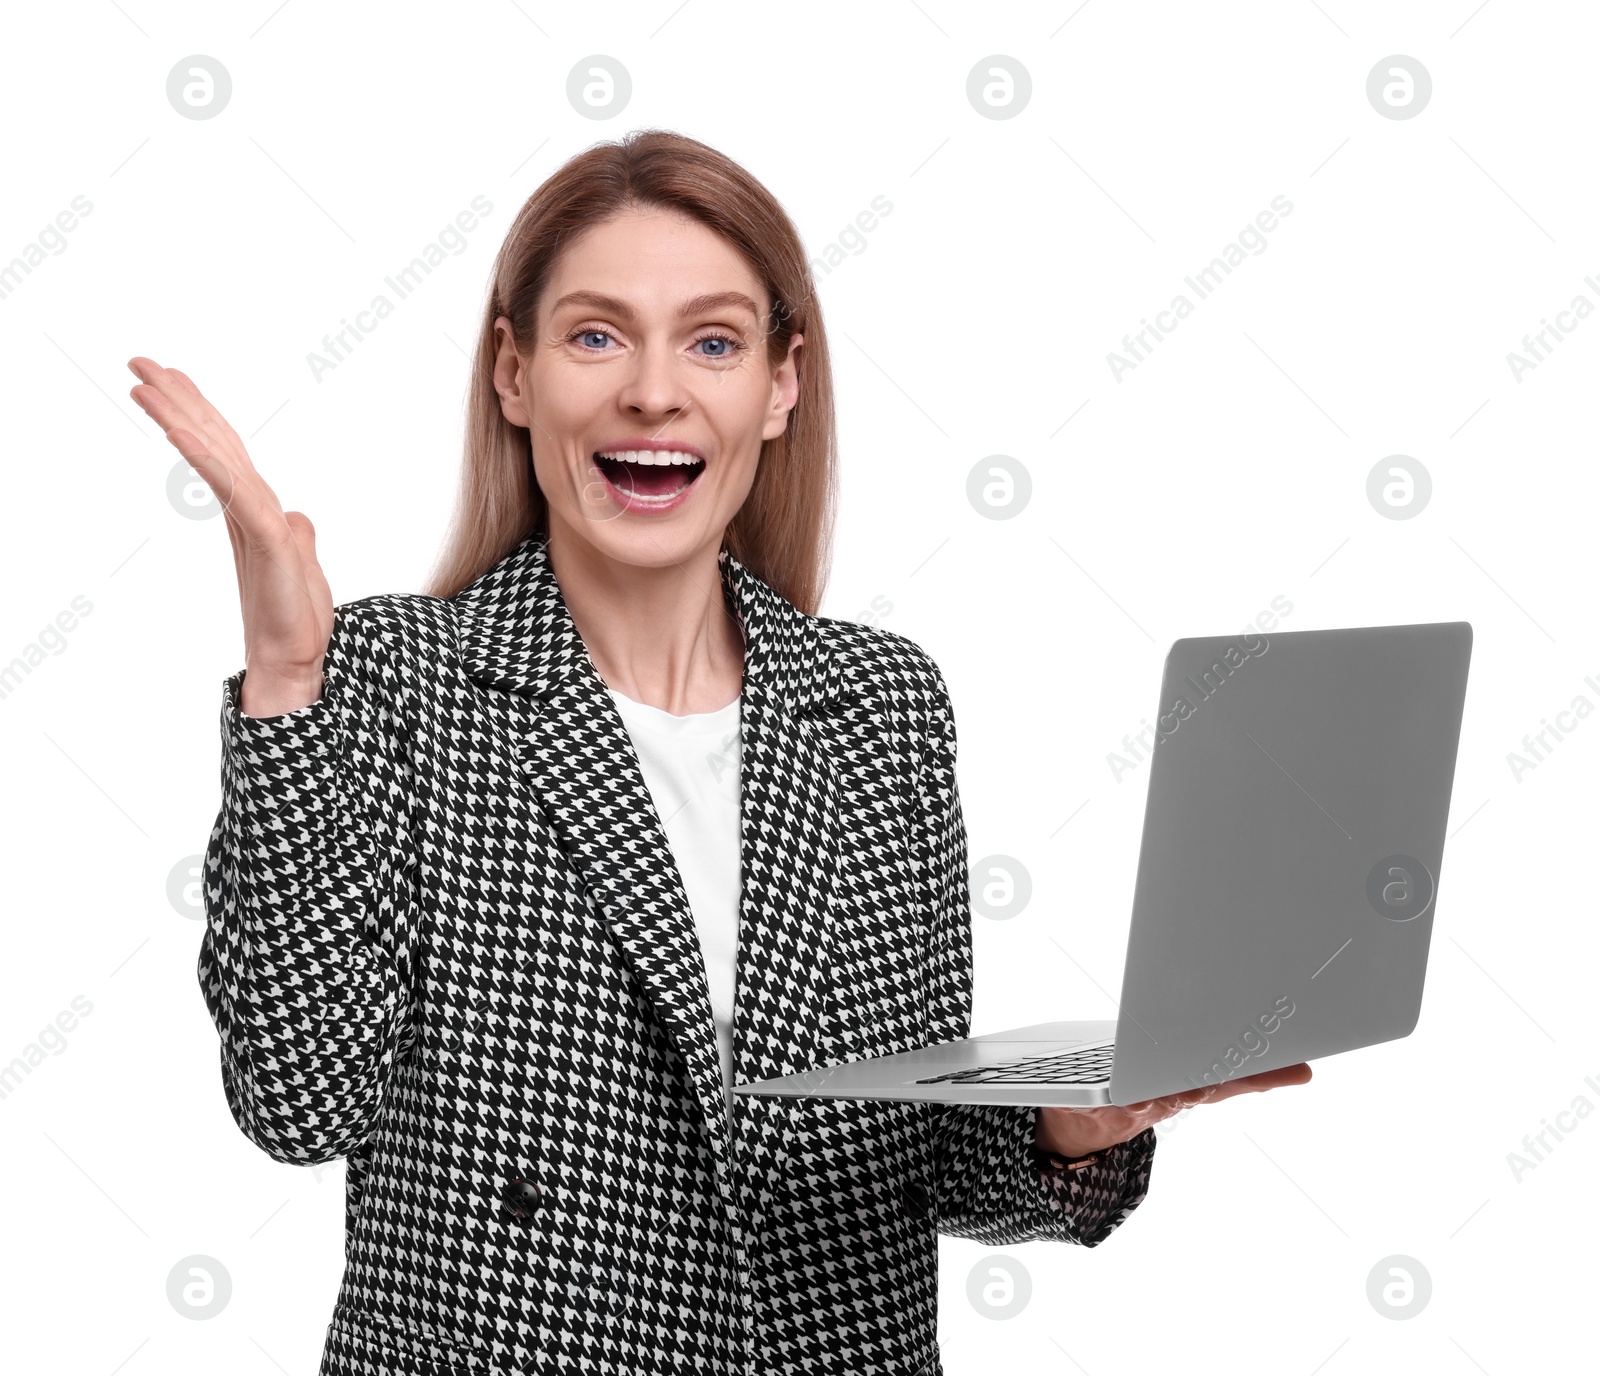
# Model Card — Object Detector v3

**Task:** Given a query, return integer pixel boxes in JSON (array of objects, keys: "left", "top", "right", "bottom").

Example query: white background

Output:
[{"left": 0, "top": 2, "right": 1594, "bottom": 1372}]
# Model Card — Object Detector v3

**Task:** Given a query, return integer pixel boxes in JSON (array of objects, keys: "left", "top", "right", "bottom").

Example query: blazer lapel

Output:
[{"left": 450, "top": 532, "right": 859, "bottom": 1215}]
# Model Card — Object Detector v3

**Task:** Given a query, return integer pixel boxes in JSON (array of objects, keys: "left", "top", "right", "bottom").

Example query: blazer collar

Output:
[
  {"left": 451, "top": 529, "right": 850, "bottom": 715},
  {"left": 448, "top": 531, "right": 860, "bottom": 1210}
]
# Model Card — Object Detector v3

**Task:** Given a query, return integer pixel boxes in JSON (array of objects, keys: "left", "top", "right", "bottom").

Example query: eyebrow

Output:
[{"left": 549, "top": 289, "right": 763, "bottom": 325}]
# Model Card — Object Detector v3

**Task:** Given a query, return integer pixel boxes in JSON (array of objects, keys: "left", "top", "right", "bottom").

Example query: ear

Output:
[
  {"left": 493, "top": 316, "right": 532, "bottom": 428},
  {"left": 763, "top": 331, "right": 804, "bottom": 442}
]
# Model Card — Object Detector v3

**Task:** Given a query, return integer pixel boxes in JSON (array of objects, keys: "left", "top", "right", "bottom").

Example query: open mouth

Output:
[{"left": 593, "top": 452, "right": 706, "bottom": 499}]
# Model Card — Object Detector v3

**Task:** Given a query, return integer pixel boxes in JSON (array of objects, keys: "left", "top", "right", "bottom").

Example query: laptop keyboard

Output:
[{"left": 915, "top": 1041, "right": 1115, "bottom": 1085}]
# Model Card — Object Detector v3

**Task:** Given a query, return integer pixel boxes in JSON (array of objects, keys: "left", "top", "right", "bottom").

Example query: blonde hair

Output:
[{"left": 423, "top": 129, "right": 838, "bottom": 615}]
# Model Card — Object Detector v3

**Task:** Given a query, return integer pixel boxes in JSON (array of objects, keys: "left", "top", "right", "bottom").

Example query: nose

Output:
[{"left": 612, "top": 335, "right": 694, "bottom": 422}]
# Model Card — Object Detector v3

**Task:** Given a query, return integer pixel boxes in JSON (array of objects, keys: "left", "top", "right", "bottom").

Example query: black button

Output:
[
  {"left": 902, "top": 1180, "right": 932, "bottom": 1218},
  {"left": 502, "top": 1175, "right": 542, "bottom": 1221}
]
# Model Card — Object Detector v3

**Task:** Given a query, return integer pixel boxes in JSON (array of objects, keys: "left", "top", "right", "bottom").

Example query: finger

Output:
[
  {"left": 239, "top": 505, "right": 319, "bottom": 610},
  {"left": 1188, "top": 1064, "right": 1313, "bottom": 1107},
  {"left": 284, "top": 511, "right": 331, "bottom": 611},
  {"left": 165, "top": 365, "right": 254, "bottom": 470},
  {"left": 1191, "top": 1081, "right": 1255, "bottom": 1106},
  {"left": 1110, "top": 1101, "right": 1179, "bottom": 1135},
  {"left": 164, "top": 427, "right": 285, "bottom": 552},
  {"left": 132, "top": 371, "right": 223, "bottom": 459},
  {"left": 162, "top": 410, "right": 280, "bottom": 515},
  {"left": 135, "top": 372, "right": 289, "bottom": 607},
  {"left": 1151, "top": 1086, "right": 1220, "bottom": 1116},
  {"left": 1127, "top": 1091, "right": 1207, "bottom": 1124},
  {"left": 161, "top": 363, "right": 203, "bottom": 399},
  {"left": 225, "top": 505, "right": 244, "bottom": 609},
  {"left": 131, "top": 361, "right": 243, "bottom": 471},
  {"left": 1240, "top": 1063, "right": 1313, "bottom": 1091},
  {"left": 130, "top": 358, "right": 207, "bottom": 430},
  {"left": 1217, "top": 1064, "right": 1310, "bottom": 1095}
]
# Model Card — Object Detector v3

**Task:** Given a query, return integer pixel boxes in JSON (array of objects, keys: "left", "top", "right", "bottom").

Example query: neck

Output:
[{"left": 545, "top": 523, "right": 745, "bottom": 715}]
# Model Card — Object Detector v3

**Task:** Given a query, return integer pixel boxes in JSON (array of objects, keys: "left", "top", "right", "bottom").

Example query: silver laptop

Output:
[{"left": 732, "top": 620, "right": 1473, "bottom": 1108}]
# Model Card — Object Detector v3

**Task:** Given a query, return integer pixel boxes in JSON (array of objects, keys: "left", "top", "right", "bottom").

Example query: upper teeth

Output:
[{"left": 598, "top": 449, "right": 701, "bottom": 466}]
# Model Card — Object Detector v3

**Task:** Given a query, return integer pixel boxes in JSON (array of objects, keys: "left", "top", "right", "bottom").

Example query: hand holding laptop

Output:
[
  {"left": 735, "top": 622, "right": 1470, "bottom": 1124},
  {"left": 1036, "top": 1061, "right": 1313, "bottom": 1158}
]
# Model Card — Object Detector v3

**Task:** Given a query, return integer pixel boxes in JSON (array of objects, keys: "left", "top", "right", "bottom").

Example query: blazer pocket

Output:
[{"left": 324, "top": 1305, "right": 485, "bottom": 1374}]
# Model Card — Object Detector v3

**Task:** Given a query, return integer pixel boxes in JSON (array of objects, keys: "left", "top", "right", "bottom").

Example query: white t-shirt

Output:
[{"left": 607, "top": 686, "right": 743, "bottom": 1127}]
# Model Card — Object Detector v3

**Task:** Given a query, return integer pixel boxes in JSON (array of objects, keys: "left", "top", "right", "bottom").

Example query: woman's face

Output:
[{"left": 494, "top": 205, "right": 803, "bottom": 570}]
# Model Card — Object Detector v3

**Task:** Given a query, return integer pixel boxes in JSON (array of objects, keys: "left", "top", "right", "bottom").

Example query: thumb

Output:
[
  {"left": 283, "top": 509, "right": 316, "bottom": 560},
  {"left": 281, "top": 511, "right": 332, "bottom": 615}
]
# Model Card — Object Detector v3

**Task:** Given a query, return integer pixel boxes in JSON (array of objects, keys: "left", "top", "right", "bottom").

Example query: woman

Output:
[{"left": 137, "top": 130, "right": 1308, "bottom": 1376}]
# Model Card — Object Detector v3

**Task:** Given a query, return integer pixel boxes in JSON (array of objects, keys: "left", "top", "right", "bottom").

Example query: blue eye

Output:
[
  {"left": 693, "top": 330, "right": 747, "bottom": 359},
  {"left": 565, "top": 326, "right": 748, "bottom": 361}
]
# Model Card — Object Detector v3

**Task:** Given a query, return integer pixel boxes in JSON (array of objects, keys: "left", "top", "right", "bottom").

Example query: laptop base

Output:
[{"left": 731, "top": 1020, "right": 1120, "bottom": 1107}]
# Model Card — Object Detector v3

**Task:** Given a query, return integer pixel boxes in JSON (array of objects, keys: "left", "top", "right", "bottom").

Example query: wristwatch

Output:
[{"left": 1030, "top": 1142, "right": 1105, "bottom": 1176}]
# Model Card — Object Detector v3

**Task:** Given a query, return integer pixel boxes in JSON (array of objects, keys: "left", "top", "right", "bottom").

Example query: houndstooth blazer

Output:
[{"left": 198, "top": 529, "right": 1157, "bottom": 1376}]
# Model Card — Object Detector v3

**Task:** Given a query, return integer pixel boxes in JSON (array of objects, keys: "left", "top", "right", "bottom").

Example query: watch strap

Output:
[{"left": 1030, "top": 1142, "right": 1106, "bottom": 1175}]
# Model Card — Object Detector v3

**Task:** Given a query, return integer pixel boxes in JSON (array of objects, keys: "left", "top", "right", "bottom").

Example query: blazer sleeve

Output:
[
  {"left": 197, "top": 598, "right": 425, "bottom": 1166},
  {"left": 912, "top": 659, "right": 1157, "bottom": 1248}
]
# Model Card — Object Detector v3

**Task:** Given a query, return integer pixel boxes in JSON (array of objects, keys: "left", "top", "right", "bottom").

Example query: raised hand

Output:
[{"left": 130, "top": 356, "right": 334, "bottom": 716}]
